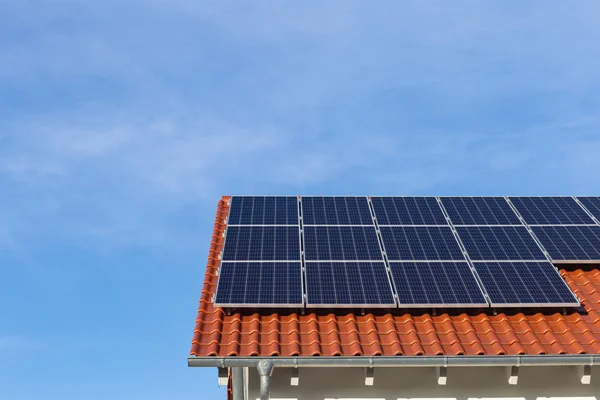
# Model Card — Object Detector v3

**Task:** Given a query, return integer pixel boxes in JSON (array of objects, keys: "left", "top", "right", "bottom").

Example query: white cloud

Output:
[{"left": 1, "top": 0, "right": 600, "bottom": 251}]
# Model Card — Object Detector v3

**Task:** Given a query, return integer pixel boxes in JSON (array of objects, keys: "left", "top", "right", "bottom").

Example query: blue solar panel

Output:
[
  {"left": 305, "top": 262, "right": 395, "bottom": 306},
  {"left": 372, "top": 197, "right": 447, "bottom": 225},
  {"left": 301, "top": 196, "right": 373, "bottom": 225},
  {"left": 390, "top": 262, "right": 487, "bottom": 306},
  {"left": 228, "top": 196, "right": 298, "bottom": 225},
  {"left": 531, "top": 225, "right": 600, "bottom": 261},
  {"left": 380, "top": 227, "right": 465, "bottom": 261},
  {"left": 441, "top": 197, "right": 521, "bottom": 225},
  {"left": 456, "top": 226, "right": 546, "bottom": 261},
  {"left": 577, "top": 197, "right": 600, "bottom": 222},
  {"left": 215, "top": 262, "right": 303, "bottom": 306},
  {"left": 473, "top": 261, "right": 579, "bottom": 306},
  {"left": 222, "top": 226, "right": 301, "bottom": 261},
  {"left": 509, "top": 197, "right": 594, "bottom": 225},
  {"left": 303, "top": 226, "right": 383, "bottom": 261}
]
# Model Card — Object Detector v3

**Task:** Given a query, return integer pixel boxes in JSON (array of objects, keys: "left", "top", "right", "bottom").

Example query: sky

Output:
[{"left": 1, "top": 1, "right": 600, "bottom": 399}]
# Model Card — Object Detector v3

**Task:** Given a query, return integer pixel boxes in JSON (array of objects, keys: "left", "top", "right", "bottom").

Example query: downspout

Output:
[
  {"left": 256, "top": 360, "right": 274, "bottom": 400},
  {"left": 232, "top": 367, "right": 244, "bottom": 400}
]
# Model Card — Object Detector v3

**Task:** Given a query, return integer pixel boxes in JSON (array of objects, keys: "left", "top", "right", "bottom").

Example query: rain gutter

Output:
[{"left": 189, "top": 354, "right": 600, "bottom": 368}]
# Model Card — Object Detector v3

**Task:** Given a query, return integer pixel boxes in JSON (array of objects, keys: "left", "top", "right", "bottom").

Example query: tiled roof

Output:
[{"left": 190, "top": 197, "right": 600, "bottom": 357}]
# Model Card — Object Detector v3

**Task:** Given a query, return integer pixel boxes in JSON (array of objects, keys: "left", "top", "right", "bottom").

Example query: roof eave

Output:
[{"left": 188, "top": 354, "right": 600, "bottom": 368}]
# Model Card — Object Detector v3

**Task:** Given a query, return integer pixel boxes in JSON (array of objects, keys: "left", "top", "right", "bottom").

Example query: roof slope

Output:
[{"left": 190, "top": 197, "right": 600, "bottom": 357}]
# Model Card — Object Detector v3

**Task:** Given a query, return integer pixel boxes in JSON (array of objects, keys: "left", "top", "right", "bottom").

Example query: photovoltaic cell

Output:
[
  {"left": 380, "top": 226, "right": 465, "bottom": 261},
  {"left": 228, "top": 196, "right": 299, "bottom": 225},
  {"left": 305, "top": 262, "right": 395, "bottom": 306},
  {"left": 473, "top": 261, "right": 579, "bottom": 306},
  {"left": 215, "top": 262, "right": 303, "bottom": 306},
  {"left": 509, "top": 196, "right": 595, "bottom": 225},
  {"left": 303, "top": 226, "right": 383, "bottom": 261},
  {"left": 440, "top": 197, "right": 522, "bottom": 225},
  {"left": 222, "top": 226, "right": 300, "bottom": 261},
  {"left": 456, "top": 226, "right": 546, "bottom": 261},
  {"left": 390, "top": 262, "right": 487, "bottom": 306},
  {"left": 530, "top": 225, "right": 600, "bottom": 261},
  {"left": 372, "top": 197, "right": 447, "bottom": 225},
  {"left": 577, "top": 197, "right": 600, "bottom": 222},
  {"left": 301, "top": 196, "right": 373, "bottom": 225}
]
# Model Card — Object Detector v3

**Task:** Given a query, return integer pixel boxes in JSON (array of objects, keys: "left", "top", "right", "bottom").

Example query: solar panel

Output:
[
  {"left": 303, "top": 226, "right": 383, "bottom": 261},
  {"left": 530, "top": 225, "right": 600, "bottom": 262},
  {"left": 305, "top": 262, "right": 395, "bottom": 307},
  {"left": 380, "top": 226, "right": 465, "bottom": 261},
  {"left": 371, "top": 197, "right": 447, "bottom": 225},
  {"left": 509, "top": 196, "right": 595, "bottom": 225},
  {"left": 473, "top": 261, "right": 579, "bottom": 307},
  {"left": 440, "top": 197, "right": 522, "bottom": 225},
  {"left": 214, "top": 262, "right": 303, "bottom": 307},
  {"left": 577, "top": 197, "right": 600, "bottom": 222},
  {"left": 228, "top": 196, "right": 299, "bottom": 225},
  {"left": 301, "top": 196, "right": 373, "bottom": 225},
  {"left": 455, "top": 226, "right": 546, "bottom": 261},
  {"left": 222, "top": 226, "right": 301, "bottom": 261},
  {"left": 389, "top": 262, "right": 487, "bottom": 307}
]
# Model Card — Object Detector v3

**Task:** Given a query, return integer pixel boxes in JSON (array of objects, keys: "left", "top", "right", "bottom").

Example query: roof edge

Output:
[{"left": 188, "top": 354, "right": 600, "bottom": 368}]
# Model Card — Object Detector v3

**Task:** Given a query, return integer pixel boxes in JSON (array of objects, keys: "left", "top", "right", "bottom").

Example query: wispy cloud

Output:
[
  {"left": 1, "top": 1, "right": 600, "bottom": 251},
  {"left": 0, "top": 335, "right": 30, "bottom": 352}
]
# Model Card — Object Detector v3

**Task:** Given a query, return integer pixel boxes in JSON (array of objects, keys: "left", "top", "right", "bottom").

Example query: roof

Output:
[{"left": 190, "top": 197, "right": 600, "bottom": 357}]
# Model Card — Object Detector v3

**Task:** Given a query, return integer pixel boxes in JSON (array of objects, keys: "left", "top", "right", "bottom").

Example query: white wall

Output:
[{"left": 246, "top": 365, "right": 598, "bottom": 400}]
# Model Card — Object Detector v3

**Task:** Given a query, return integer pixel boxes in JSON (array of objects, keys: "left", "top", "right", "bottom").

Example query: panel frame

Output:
[
  {"left": 379, "top": 225, "right": 469, "bottom": 262},
  {"left": 528, "top": 225, "right": 600, "bottom": 264},
  {"left": 303, "top": 261, "right": 397, "bottom": 308},
  {"left": 389, "top": 261, "right": 489, "bottom": 308},
  {"left": 219, "top": 225, "right": 303, "bottom": 262},
  {"left": 302, "top": 225, "right": 386, "bottom": 262},
  {"left": 370, "top": 196, "right": 450, "bottom": 226},
  {"left": 507, "top": 195, "right": 597, "bottom": 226},
  {"left": 213, "top": 261, "right": 305, "bottom": 308},
  {"left": 438, "top": 196, "right": 523, "bottom": 226},
  {"left": 453, "top": 225, "right": 550, "bottom": 262},
  {"left": 226, "top": 195, "right": 300, "bottom": 226},
  {"left": 300, "top": 196, "right": 375, "bottom": 226},
  {"left": 214, "top": 197, "right": 305, "bottom": 308},
  {"left": 575, "top": 196, "right": 600, "bottom": 225},
  {"left": 471, "top": 261, "right": 580, "bottom": 308}
]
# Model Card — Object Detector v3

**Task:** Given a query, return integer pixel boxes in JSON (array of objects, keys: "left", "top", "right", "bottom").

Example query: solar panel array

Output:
[{"left": 214, "top": 196, "right": 592, "bottom": 309}]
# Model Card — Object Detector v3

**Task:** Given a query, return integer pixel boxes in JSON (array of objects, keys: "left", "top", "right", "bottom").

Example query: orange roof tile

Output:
[{"left": 190, "top": 197, "right": 600, "bottom": 357}]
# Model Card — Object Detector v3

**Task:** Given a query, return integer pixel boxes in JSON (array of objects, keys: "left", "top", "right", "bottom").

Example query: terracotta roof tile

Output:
[{"left": 190, "top": 197, "right": 600, "bottom": 357}]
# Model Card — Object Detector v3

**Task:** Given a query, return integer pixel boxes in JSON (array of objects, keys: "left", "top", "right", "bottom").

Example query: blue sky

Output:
[{"left": 1, "top": 1, "right": 600, "bottom": 399}]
